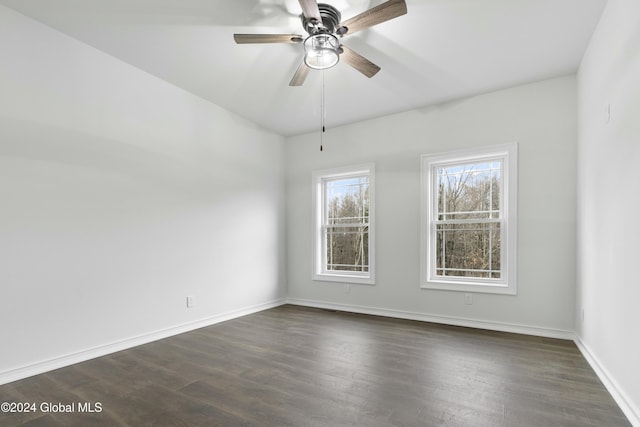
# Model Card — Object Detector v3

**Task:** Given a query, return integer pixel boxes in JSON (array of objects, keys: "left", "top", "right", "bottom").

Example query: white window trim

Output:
[
  {"left": 312, "top": 163, "right": 375, "bottom": 285},
  {"left": 420, "top": 143, "right": 518, "bottom": 295}
]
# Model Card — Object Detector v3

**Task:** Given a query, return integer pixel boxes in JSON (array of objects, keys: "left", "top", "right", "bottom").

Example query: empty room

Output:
[{"left": 0, "top": 0, "right": 638, "bottom": 426}]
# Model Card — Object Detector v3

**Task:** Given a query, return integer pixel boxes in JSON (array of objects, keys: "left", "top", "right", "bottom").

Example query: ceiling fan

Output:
[{"left": 234, "top": 0, "right": 407, "bottom": 86}]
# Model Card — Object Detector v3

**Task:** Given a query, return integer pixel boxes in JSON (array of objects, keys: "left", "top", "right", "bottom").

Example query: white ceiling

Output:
[{"left": 0, "top": 0, "right": 607, "bottom": 136}]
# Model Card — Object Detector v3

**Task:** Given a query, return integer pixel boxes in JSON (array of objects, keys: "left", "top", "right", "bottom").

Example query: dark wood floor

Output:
[{"left": 0, "top": 305, "right": 630, "bottom": 426}]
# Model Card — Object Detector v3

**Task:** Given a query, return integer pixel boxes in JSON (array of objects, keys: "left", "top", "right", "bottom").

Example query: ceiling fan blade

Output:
[
  {"left": 340, "top": 0, "right": 407, "bottom": 35},
  {"left": 289, "top": 61, "right": 310, "bottom": 86},
  {"left": 234, "top": 34, "right": 304, "bottom": 44},
  {"left": 298, "top": 0, "right": 322, "bottom": 21},
  {"left": 340, "top": 45, "right": 380, "bottom": 78}
]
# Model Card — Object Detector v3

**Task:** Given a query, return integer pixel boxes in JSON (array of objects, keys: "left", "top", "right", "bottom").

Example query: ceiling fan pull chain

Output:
[{"left": 320, "top": 70, "right": 325, "bottom": 151}]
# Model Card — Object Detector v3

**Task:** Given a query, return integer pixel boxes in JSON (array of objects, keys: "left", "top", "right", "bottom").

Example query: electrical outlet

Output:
[
  {"left": 186, "top": 295, "right": 194, "bottom": 308},
  {"left": 464, "top": 293, "right": 473, "bottom": 305}
]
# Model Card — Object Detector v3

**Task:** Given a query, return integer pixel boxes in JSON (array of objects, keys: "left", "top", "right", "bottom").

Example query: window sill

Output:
[
  {"left": 313, "top": 273, "right": 375, "bottom": 285},
  {"left": 421, "top": 280, "right": 516, "bottom": 295}
]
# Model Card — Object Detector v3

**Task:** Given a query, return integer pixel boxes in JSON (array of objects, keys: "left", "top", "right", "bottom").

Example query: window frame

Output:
[
  {"left": 312, "top": 163, "right": 375, "bottom": 285},
  {"left": 420, "top": 143, "right": 517, "bottom": 294}
]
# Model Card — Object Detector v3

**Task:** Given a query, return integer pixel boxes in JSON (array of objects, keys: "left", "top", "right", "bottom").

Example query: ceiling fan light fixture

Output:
[{"left": 303, "top": 33, "right": 340, "bottom": 70}]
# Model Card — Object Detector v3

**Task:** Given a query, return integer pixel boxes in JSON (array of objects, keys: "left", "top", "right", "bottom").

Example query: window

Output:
[
  {"left": 313, "top": 164, "right": 375, "bottom": 284},
  {"left": 420, "top": 144, "right": 517, "bottom": 294}
]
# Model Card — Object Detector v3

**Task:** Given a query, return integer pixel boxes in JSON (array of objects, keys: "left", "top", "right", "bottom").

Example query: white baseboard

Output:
[
  {"left": 574, "top": 336, "right": 640, "bottom": 427},
  {"left": 0, "top": 298, "right": 287, "bottom": 386},
  {"left": 286, "top": 298, "right": 574, "bottom": 340}
]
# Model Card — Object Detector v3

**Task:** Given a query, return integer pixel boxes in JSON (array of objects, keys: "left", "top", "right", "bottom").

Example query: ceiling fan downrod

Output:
[{"left": 303, "top": 3, "right": 342, "bottom": 35}]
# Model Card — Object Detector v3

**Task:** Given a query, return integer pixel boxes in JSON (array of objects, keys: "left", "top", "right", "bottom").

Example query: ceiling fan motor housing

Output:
[{"left": 303, "top": 3, "right": 342, "bottom": 34}]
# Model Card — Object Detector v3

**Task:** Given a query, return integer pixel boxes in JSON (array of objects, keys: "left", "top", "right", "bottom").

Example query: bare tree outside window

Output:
[
  {"left": 435, "top": 162, "right": 502, "bottom": 279},
  {"left": 325, "top": 176, "right": 369, "bottom": 272}
]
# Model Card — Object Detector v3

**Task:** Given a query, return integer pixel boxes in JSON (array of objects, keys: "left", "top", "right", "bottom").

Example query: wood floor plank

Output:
[{"left": 0, "top": 305, "right": 631, "bottom": 426}]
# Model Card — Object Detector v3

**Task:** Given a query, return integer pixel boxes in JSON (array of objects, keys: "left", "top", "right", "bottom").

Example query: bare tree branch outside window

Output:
[
  {"left": 325, "top": 176, "right": 369, "bottom": 273},
  {"left": 435, "top": 162, "right": 501, "bottom": 279}
]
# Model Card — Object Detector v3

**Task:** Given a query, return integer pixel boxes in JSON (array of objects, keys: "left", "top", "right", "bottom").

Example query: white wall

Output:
[
  {"left": 577, "top": 0, "right": 640, "bottom": 423},
  {"left": 0, "top": 5, "right": 286, "bottom": 378},
  {"left": 286, "top": 76, "right": 577, "bottom": 335}
]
